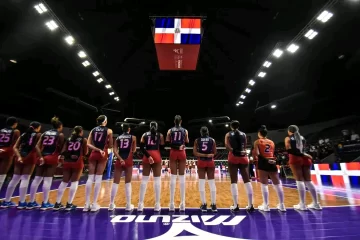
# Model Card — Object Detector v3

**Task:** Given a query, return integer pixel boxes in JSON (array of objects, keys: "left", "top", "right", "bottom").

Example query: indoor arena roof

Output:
[{"left": 1, "top": 0, "right": 360, "bottom": 131}]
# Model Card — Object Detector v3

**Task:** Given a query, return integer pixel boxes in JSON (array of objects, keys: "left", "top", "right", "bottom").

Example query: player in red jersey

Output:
[
  {"left": 193, "top": 126, "right": 217, "bottom": 212},
  {"left": 166, "top": 115, "right": 189, "bottom": 212},
  {"left": 54, "top": 126, "right": 88, "bottom": 211},
  {"left": 0, "top": 117, "right": 20, "bottom": 195},
  {"left": 109, "top": 123, "right": 136, "bottom": 211},
  {"left": 27, "top": 117, "right": 64, "bottom": 210},
  {"left": 138, "top": 121, "right": 165, "bottom": 212},
  {"left": 225, "top": 120, "right": 254, "bottom": 212},
  {"left": 253, "top": 125, "right": 286, "bottom": 212},
  {"left": 285, "top": 125, "right": 321, "bottom": 211},
  {"left": 1, "top": 121, "right": 42, "bottom": 208},
  {"left": 84, "top": 115, "right": 113, "bottom": 212}
]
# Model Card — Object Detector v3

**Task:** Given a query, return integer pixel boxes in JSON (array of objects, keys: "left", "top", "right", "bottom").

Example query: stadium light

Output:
[
  {"left": 258, "top": 72, "right": 266, "bottom": 78},
  {"left": 287, "top": 44, "right": 299, "bottom": 53},
  {"left": 271, "top": 104, "right": 277, "bottom": 109},
  {"left": 65, "top": 36, "right": 75, "bottom": 45},
  {"left": 34, "top": 4, "right": 47, "bottom": 14},
  {"left": 225, "top": 124, "right": 229, "bottom": 127},
  {"left": 109, "top": 92, "right": 114, "bottom": 96},
  {"left": 249, "top": 79, "right": 255, "bottom": 86},
  {"left": 245, "top": 88, "right": 251, "bottom": 93},
  {"left": 78, "top": 51, "right": 86, "bottom": 58},
  {"left": 239, "top": 101, "right": 244, "bottom": 104},
  {"left": 10, "top": 60, "right": 17, "bottom": 63},
  {"left": 240, "top": 95, "right": 246, "bottom": 99},
  {"left": 92, "top": 71, "right": 99, "bottom": 77},
  {"left": 209, "top": 119, "right": 212, "bottom": 123},
  {"left": 263, "top": 61, "right": 272, "bottom": 68},
  {"left": 317, "top": 10, "right": 333, "bottom": 23},
  {"left": 304, "top": 29, "right": 318, "bottom": 40},
  {"left": 273, "top": 49, "right": 283, "bottom": 58},
  {"left": 82, "top": 61, "right": 90, "bottom": 67},
  {"left": 45, "top": 20, "right": 58, "bottom": 31},
  {"left": 105, "top": 84, "right": 111, "bottom": 89},
  {"left": 97, "top": 78, "right": 103, "bottom": 83},
  {"left": 114, "top": 97, "right": 119, "bottom": 101}
]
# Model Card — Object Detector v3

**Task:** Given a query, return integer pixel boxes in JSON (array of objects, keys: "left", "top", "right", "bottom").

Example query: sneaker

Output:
[
  {"left": 40, "top": 202, "right": 54, "bottom": 210},
  {"left": 1, "top": 201, "right": 17, "bottom": 208},
  {"left": 83, "top": 203, "right": 91, "bottom": 212},
  {"left": 277, "top": 203, "right": 286, "bottom": 212},
  {"left": 179, "top": 203, "right": 185, "bottom": 212},
  {"left": 200, "top": 204, "right": 207, "bottom": 212},
  {"left": 65, "top": 203, "right": 77, "bottom": 211},
  {"left": 154, "top": 203, "right": 161, "bottom": 212},
  {"left": 246, "top": 205, "right": 255, "bottom": 212},
  {"left": 307, "top": 202, "right": 322, "bottom": 210},
  {"left": 125, "top": 204, "right": 134, "bottom": 211},
  {"left": 258, "top": 204, "right": 270, "bottom": 212},
  {"left": 137, "top": 203, "right": 144, "bottom": 212},
  {"left": 90, "top": 203, "right": 100, "bottom": 212},
  {"left": 26, "top": 201, "right": 40, "bottom": 209},
  {"left": 108, "top": 203, "right": 116, "bottom": 211},
  {"left": 17, "top": 202, "right": 27, "bottom": 210},
  {"left": 210, "top": 204, "right": 218, "bottom": 213},
  {"left": 53, "top": 202, "right": 64, "bottom": 211},
  {"left": 169, "top": 203, "right": 175, "bottom": 212},
  {"left": 230, "top": 204, "right": 240, "bottom": 212},
  {"left": 294, "top": 203, "right": 307, "bottom": 211}
]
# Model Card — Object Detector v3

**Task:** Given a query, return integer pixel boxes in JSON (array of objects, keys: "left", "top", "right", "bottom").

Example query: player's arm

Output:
[
  {"left": 58, "top": 133, "right": 65, "bottom": 151},
  {"left": 59, "top": 139, "right": 68, "bottom": 158},
  {"left": 107, "top": 129, "right": 113, "bottom": 149},
  {"left": 184, "top": 130, "right": 189, "bottom": 144},
  {"left": 113, "top": 138, "right": 123, "bottom": 161},
  {"left": 140, "top": 134, "right": 150, "bottom": 157},
  {"left": 212, "top": 139, "right": 217, "bottom": 156},
  {"left": 87, "top": 130, "right": 101, "bottom": 152},
  {"left": 225, "top": 133, "right": 232, "bottom": 152},
  {"left": 165, "top": 130, "right": 171, "bottom": 142},
  {"left": 12, "top": 130, "right": 20, "bottom": 146},
  {"left": 159, "top": 133, "right": 165, "bottom": 150},
  {"left": 13, "top": 136, "right": 22, "bottom": 159},
  {"left": 132, "top": 136, "right": 137, "bottom": 153},
  {"left": 35, "top": 133, "right": 45, "bottom": 159},
  {"left": 82, "top": 138, "right": 88, "bottom": 156},
  {"left": 284, "top": 137, "right": 290, "bottom": 150},
  {"left": 253, "top": 140, "right": 260, "bottom": 160}
]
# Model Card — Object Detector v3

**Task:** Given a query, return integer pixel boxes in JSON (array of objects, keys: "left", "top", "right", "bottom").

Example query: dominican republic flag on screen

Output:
[{"left": 154, "top": 18, "right": 201, "bottom": 44}]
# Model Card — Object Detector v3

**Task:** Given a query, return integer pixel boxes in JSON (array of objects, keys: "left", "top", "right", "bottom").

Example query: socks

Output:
[
  {"left": 0, "top": 174, "right": 6, "bottom": 192},
  {"left": 5, "top": 174, "right": 21, "bottom": 202},
  {"left": 244, "top": 182, "right": 253, "bottom": 206},
  {"left": 153, "top": 177, "right": 161, "bottom": 205},
  {"left": 208, "top": 179, "right": 216, "bottom": 205},
  {"left": 198, "top": 179, "right": 206, "bottom": 204},
  {"left": 19, "top": 175, "right": 30, "bottom": 203},
  {"left": 169, "top": 174, "right": 177, "bottom": 205},
  {"left": 296, "top": 181, "right": 306, "bottom": 204},
  {"left": 305, "top": 181, "right": 318, "bottom": 203},
  {"left": 139, "top": 176, "right": 149, "bottom": 204},
  {"left": 179, "top": 175, "right": 185, "bottom": 204},
  {"left": 29, "top": 176, "right": 43, "bottom": 202},
  {"left": 56, "top": 181, "right": 68, "bottom": 203},
  {"left": 93, "top": 175, "right": 103, "bottom": 203},
  {"left": 125, "top": 183, "right": 132, "bottom": 206},
  {"left": 42, "top": 177, "right": 53, "bottom": 203},
  {"left": 85, "top": 174, "right": 94, "bottom": 205},
  {"left": 273, "top": 184, "right": 284, "bottom": 204},
  {"left": 260, "top": 184, "right": 269, "bottom": 206},
  {"left": 230, "top": 183, "right": 238, "bottom": 206},
  {"left": 68, "top": 181, "right": 79, "bottom": 204},
  {"left": 110, "top": 183, "right": 119, "bottom": 204}
]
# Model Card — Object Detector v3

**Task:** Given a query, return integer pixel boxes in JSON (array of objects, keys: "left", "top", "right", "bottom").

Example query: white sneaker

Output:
[
  {"left": 258, "top": 204, "right": 270, "bottom": 212},
  {"left": 125, "top": 204, "right": 134, "bottom": 211},
  {"left": 169, "top": 203, "right": 175, "bottom": 212},
  {"left": 91, "top": 203, "right": 100, "bottom": 212},
  {"left": 179, "top": 203, "right": 185, "bottom": 212},
  {"left": 154, "top": 203, "right": 161, "bottom": 212},
  {"left": 137, "top": 203, "right": 144, "bottom": 212},
  {"left": 83, "top": 203, "right": 91, "bottom": 212},
  {"left": 294, "top": 203, "right": 307, "bottom": 211},
  {"left": 307, "top": 202, "right": 322, "bottom": 210},
  {"left": 277, "top": 203, "right": 286, "bottom": 212},
  {"left": 108, "top": 203, "right": 116, "bottom": 211}
]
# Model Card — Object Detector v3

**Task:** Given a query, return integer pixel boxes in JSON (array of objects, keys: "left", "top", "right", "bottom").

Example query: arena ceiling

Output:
[{"left": 1, "top": 0, "right": 360, "bottom": 133}]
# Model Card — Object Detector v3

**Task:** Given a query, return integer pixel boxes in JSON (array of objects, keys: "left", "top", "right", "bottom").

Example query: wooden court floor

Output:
[{"left": 10, "top": 175, "right": 354, "bottom": 208}]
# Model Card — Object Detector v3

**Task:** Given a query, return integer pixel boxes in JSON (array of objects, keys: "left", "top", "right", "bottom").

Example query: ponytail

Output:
[
  {"left": 51, "top": 116, "right": 62, "bottom": 129},
  {"left": 174, "top": 115, "right": 182, "bottom": 126},
  {"left": 200, "top": 126, "right": 209, "bottom": 137},
  {"left": 150, "top": 121, "right": 158, "bottom": 135},
  {"left": 23, "top": 121, "right": 41, "bottom": 143},
  {"left": 71, "top": 126, "right": 83, "bottom": 140},
  {"left": 288, "top": 125, "right": 303, "bottom": 151}
]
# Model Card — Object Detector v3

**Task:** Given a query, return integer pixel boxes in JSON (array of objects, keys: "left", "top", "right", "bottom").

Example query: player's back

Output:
[
  {"left": 257, "top": 138, "right": 275, "bottom": 159},
  {"left": 197, "top": 137, "right": 214, "bottom": 160},
  {"left": 66, "top": 136, "right": 84, "bottom": 161},
  {"left": 169, "top": 127, "right": 186, "bottom": 146},
  {"left": 91, "top": 126, "right": 108, "bottom": 150},
  {"left": 117, "top": 133, "right": 133, "bottom": 159},
  {"left": 42, "top": 129, "right": 60, "bottom": 155},
  {"left": 144, "top": 131, "right": 160, "bottom": 150},
  {"left": 0, "top": 127, "right": 15, "bottom": 148},
  {"left": 228, "top": 130, "right": 246, "bottom": 156}
]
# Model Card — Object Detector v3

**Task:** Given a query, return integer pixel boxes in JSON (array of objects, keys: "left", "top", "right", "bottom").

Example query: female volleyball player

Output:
[
  {"left": 54, "top": 126, "right": 87, "bottom": 211},
  {"left": 138, "top": 121, "right": 164, "bottom": 212},
  {"left": 166, "top": 115, "right": 189, "bottom": 212},
  {"left": 253, "top": 125, "right": 286, "bottom": 212},
  {"left": 109, "top": 123, "right": 136, "bottom": 211},
  {"left": 225, "top": 120, "right": 254, "bottom": 212},
  {"left": 285, "top": 125, "right": 321, "bottom": 211},
  {"left": 27, "top": 117, "right": 64, "bottom": 210},
  {"left": 193, "top": 126, "right": 217, "bottom": 212},
  {"left": 1, "top": 121, "right": 42, "bottom": 209},
  {"left": 84, "top": 115, "right": 113, "bottom": 212},
  {"left": 0, "top": 117, "right": 20, "bottom": 194}
]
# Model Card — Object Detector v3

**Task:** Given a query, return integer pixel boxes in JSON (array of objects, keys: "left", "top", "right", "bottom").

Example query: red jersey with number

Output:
[{"left": 257, "top": 138, "right": 275, "bottom": 159}]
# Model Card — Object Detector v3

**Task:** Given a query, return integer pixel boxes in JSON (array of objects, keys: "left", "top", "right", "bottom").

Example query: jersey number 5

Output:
[{"left": 201, "top": 142, "right": 208, "bottom": 151}]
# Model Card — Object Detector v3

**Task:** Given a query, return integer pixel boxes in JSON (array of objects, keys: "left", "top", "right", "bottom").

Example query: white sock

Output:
[
  {"left": 169, "top": 174, "right": 177, "bottom": 204},
  {"left": 93, "top": 175, "right": 103, "bottom": 203},
  {"left": 85, "top": 174, "right": 94, "bottom": 205},
  {"left": 0, "top": 174, "right": 6, "bottom": 192},
  {"left": 5, "top": 174, "right": 21, "bottom": 201},
  {"left": 179, "top": 175, "right": 185, "bottom": 204},
  {"left": 68, "top": 181, "right": 79, "bottom": 204},
  {"left": 261, "top": 184, "right": 269, "bottom": 206},
  {"left": 110, "top": 183, "right": 119, "bottom": 204},
  {"left": 198, "top": 179, "right": 206, "bottom": 204},
  {"left": 230, "top": 183, "right": 238, "bottom": 206},
  {"left": 305, "top": 181, "right": 318, "bottom": 203},
  {"left": 42, "top": 177, "right": 53, "bottom": 203},
  {"left": 153, "top": 177, "right": 161, "bottom": 205},
  {"left": 296, "top": 181, "right": 306, "bottom": 204},
  {"left": 244, "top": 182, "right": 253, "bottom": 206},
  {"left": 19, "top": 175, "right": 30, "bottom": 203},
  {"left": 208, "top": 179, "right": 216, "bottom": 205},
  {"left": 273, "top": 184, "right": 284, "bottom": 204},
  {"left": 139, "top": 176, "right": 149, "bottom": 204},
  {"left": 56, "top": 182, "right": 68, "bottom": 203},
  {"left": 125, "top": 183, "right": 132, "bottom": 206},
  {"left": 29, "top": 176, "right": 43, "bottom": 202}
]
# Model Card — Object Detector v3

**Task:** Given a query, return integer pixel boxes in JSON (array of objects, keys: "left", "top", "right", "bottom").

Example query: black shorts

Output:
[
  {"left": 228, "top": 162, "right": 248, "bottom": 171},
  {"left": 257, "top": 156, "right": 278, "bottom": 172}
]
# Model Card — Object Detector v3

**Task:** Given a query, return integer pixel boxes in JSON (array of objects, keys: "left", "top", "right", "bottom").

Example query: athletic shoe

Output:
[
  {"left": 65, "top": 203, "right": 77, "bottom": 211},
  {"left": 90, "top": 203, "right": 100, "bottom": 212},
  {"left": 211, "top": 204, "right": 218, "bottom": 213},
  {"left": 246, "top": 205, "right": 255, "bottom": 212},
  {"left": 40, "top": 202, "right": 54, "bottom": 210},
  {"left": 169, "top": 203, "right": 175, "bottom": 212},
  {"left": 83, "top": 203, "right": 91, "bottom": 212},
  {"left": 277, "top": 203, "right": 286, "bottom": 212},
  {"left": 108, "top": 203, "right": 116, "bottom": 211},
  {"left": 125, "top": 204, "right": 134, "bottom": 211},
  {"left": 230, "top": 204, "right": 240, "bottom": 212},
  {"left": 53, "top": 202, "right": 65, "bottom": 211},
  {"left": 137, "top": 203, "right": 144, "bottom": 212},
  {"left": 200, "top": 204, "right": 207, "bottom": 212},
  {"left": 17, "top": 202, "right": 27, "bottom": 210},
  {"left": 154, "top": 203, "right": 161, "bottom": 212},
  {"left": 294, "top": 203, "right": 307, "bottom": 211},
  {"left": 307, "top": 202, "right": 322, "bottom": 210},
  {"left": 26, "top": 201, "right": 40, "bottom": 209},
  {"left": 258, "top": 204, "right": 270, "bottom": 212},
  {"left": 1, "top": 201, "right": 17, "bottom": 208},
  {"left": 179, "top": 203, "right": 186, "bottom": 212}
]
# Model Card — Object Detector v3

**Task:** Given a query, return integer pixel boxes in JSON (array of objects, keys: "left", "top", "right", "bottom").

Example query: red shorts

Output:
[
  {"left": 142, "top": 150, "right": 161, "bottom": 164},
  {"left": 41, "top": 154, "right": 59, "bottom": 165},
  {"left": 0, "top": 147, "right": 14, "bottom": 159},
  {"left": 89, "top": 150, "right": 108, "bottom": 163},
  {"left": 228, "top": 152, "right": 249, "bottom": 164},
  {"left": 289, "top": 154, "right": 312, "bottom": 166},
  {"left": 17, "top": 151, "right": 37, "bottom": 165},
  {"left": 169, "top": 149, "right": 186, "bottom": 161},
  {"left": 197, "top": 159, "right": 215, "bottom": 168},
  {"left": 115, "top": 154, "right": 133, "bottom": 168},
  {"left": 63, "top": 157, "right": 84, "bottom": 169}
]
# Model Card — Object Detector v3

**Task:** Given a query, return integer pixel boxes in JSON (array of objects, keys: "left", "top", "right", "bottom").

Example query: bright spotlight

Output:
[
  {"left": 92, "top": 71, "right": 100, "bottom": 77},
  {"left": 109, "top": 92, "right": 114, "bottom": 96},
  {"left": 245, "top": 88, "right": 251, "bottom": 93},
  {"left": 78, "top": 51, "right": 86, "bottom": 58},
  {"left": 97, "top": 78, "right": 103, "bottom": 83},
  {"left": 82, "top": 61, "right": 90, "bottom": 67},
  {"left": 239, "top": 101, "right": 244, "bottom": 104},
  {"left": 287, "top": 44, "right": 299, "bottom": 53},
  {"left": 236, "top": 103, "right": 240, "bottom": 106},
  {"left": 209, "top": 119, "right": 212, "bottom": 123},
  {"left": 263, "top": 61, "right": 272, "bottom": 68},
  {"left": 10, "top": 60, "right": 17, "bottom": 63},
  {"left": 304, "top": 29, "right": 318, "bottom": 40},
  {"left": 258, "top": 72, "right": 266, "bottom": 78},
  {"left": 45, "top": 20, "right": 58, "bottom": 31},
  {"left": 225, "top": 124, "right": 229, "bottom": 127},
  {"left": 105, "top": 84, "right": 111, "bottom": 89},
  {"left": 240, "top": 95, "right": 246, "bottom": 99},
  {"left": 249, "top": 79, "right": 255, "bottom": 86},
  {"left": 317, "top": 10, "right": 333, "bottom": 23},
  {"left": 65, "top": 36, "right": 75, "bottom": 45},
  {"left": 271, "top": 104, "right": 277, "bottom": 109},
  {"left": 114, "top": 97, "right": 119, "bottom": 101},
  {"left": 273, "top": 49, "right": 283, "bottom": 58},
  {"left": 34, "top": 4, "right": 47, "bottom": 14}
]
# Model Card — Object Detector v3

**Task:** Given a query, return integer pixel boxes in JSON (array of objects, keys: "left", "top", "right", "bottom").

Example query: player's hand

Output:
[
  {"left": 120, "top": 159, "right": 125, "bottom": 165},
  {"left": 58, "top": 155, "right": 64, "bottom": 160},
  {"left": 57, "top": 162, "right": 63, "bottom": 168},
  {"left": 179, "top": 145, "right": 185, "bottom": 150},
  {"left": 39, "top": 157, "right": 44, "bottom": 166},
  {"left": 17, "top": 157, "right": 23, "bottom": 163},
  {"left": 100, "top": 150, "right": 105, "bottom": 157},
  {"left": 206, "top": 154, "right": 214, "bottom": 158},
  {"left": 0, "top": 149, "right": 5, "bottom": 153},
  {"left": 149, "top": 156, "right": 154, "bottom": 164}
]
